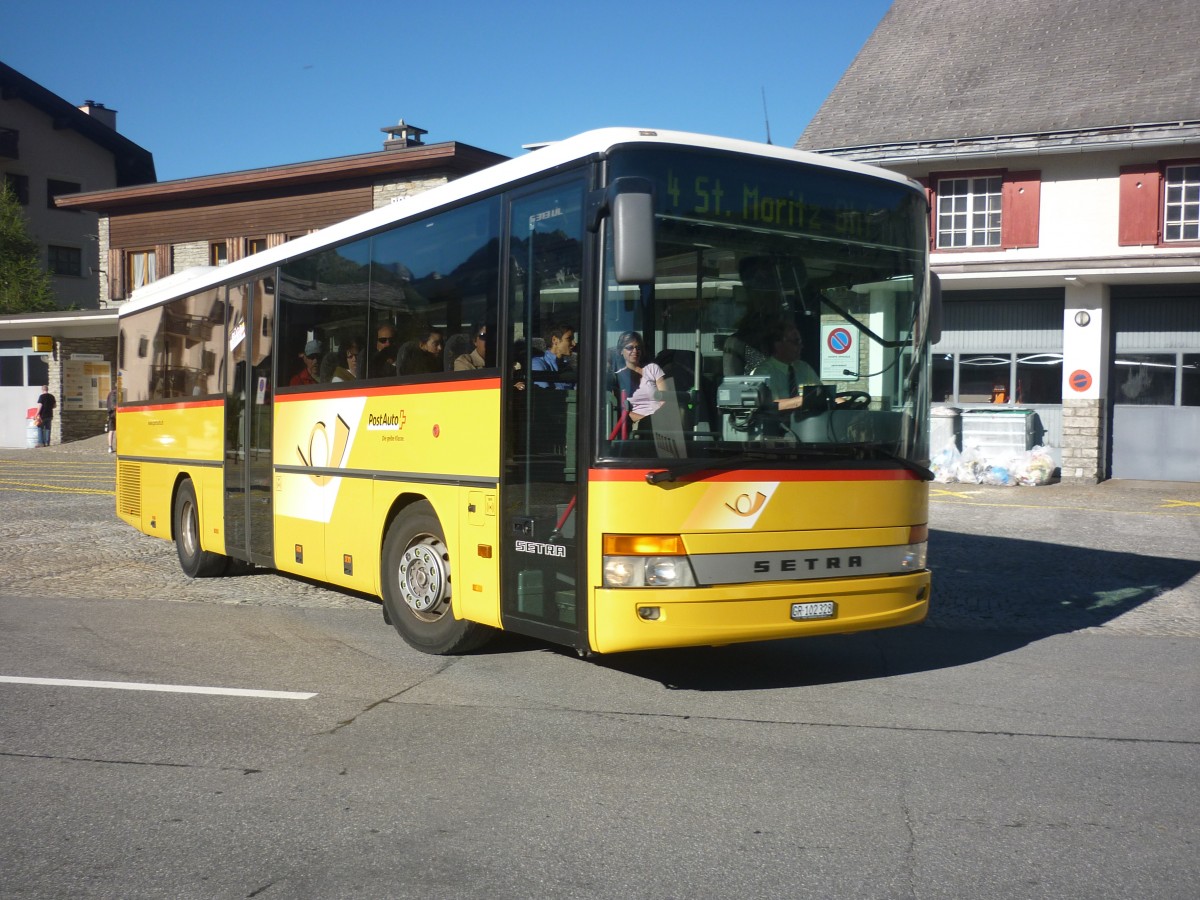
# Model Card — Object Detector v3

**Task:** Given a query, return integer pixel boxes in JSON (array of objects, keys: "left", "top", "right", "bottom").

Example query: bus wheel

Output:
[
  {"left": 381, "top": 501, "right": 491, "bottom": 654},
  {"left": 173, "top": 479, "right": 227, "bottom": 578}
]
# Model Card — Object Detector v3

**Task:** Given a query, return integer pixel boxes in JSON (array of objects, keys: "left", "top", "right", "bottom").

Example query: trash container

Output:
[
  {"left": 961, "top": 409, "right": 1036, "bottom": 460},
  {"left": 930, "top": 405, "right": 961, "bottom": 452},
  {"left": 25, "top": 407, "right": 40, "bottom": 449}
]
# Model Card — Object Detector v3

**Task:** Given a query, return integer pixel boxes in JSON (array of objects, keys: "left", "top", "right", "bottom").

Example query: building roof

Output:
[
  {"left": 796, "top": 0, "right": 1200, "bottom": 152},
  {"left": 0, "top": 307, "right": 116, "bottom": 340},
  {"left": 55, "top": 140, "right": 509, "bottom": 212},
  {"left": 0, "top": 61, "right": 156, "bottom": 185}
]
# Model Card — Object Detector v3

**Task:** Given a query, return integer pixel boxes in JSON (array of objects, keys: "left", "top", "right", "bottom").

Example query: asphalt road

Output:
[{"left": 1, "top": 440, "right": 1198, "bottom": 899}]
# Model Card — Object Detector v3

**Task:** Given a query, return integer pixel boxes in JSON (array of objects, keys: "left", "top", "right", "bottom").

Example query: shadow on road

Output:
[
  {"left": 927, "top": 527, "right": 1199, "bottom": 633},
  {"left": 587, "top": 530, "right": 1199, "bottom": 691}
]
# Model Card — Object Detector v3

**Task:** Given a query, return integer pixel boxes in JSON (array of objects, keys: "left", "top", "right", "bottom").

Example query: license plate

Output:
[{"left": 790, "top": 601, "right": 836, "bottom": 620}]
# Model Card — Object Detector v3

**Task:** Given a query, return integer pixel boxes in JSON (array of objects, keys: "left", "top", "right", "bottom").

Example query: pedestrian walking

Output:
[
  {"left": 35, "top": 385, "right": 56, "bottom": 447},
  {"left": 105, "top": 386, "right": 117, "bottom": 453}
]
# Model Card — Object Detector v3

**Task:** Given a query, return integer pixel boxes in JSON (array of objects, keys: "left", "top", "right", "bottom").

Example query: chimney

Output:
[
  {"left": 381, "top": 119, "right": 427, "bottom": 150},
  {"left": 79, "top": 100, "right": 117, "bottom": 131}
]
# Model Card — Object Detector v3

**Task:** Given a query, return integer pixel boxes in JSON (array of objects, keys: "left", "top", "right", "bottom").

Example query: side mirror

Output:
[
  {"left": 927, "top": 272, "right": 943, "bottom": 346},
  {"left": 609, "top": 177, "right": 655, "bottom": 285}
]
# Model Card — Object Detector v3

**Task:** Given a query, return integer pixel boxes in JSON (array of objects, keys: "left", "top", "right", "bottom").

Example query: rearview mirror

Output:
[
  {"left": 927, "top": 272, "right": 943, "bottom": 346},
  {"left": 609, "top": 177, "right": 655, "bottom": 285}
]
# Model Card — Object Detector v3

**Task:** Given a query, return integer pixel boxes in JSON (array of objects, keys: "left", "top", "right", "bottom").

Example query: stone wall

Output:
[
  {"left": 96, "top": 216, "right": 110, "bottom": 307},
  {"left": 44, "top": 336, "right": 118, "bottom": 446},
  {"left": 1060, "top": 398, "right": 1106, "bottom": 483},
  {"left": 373, "top": 176, "right": 449, "bottom": 208},
  {"left": 173, "top": 240, "right": 209, "bottom": 271}
]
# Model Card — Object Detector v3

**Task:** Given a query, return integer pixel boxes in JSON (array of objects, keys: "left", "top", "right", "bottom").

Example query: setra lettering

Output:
[
  {"left": 515, "top": 540, "right": 567, "bottom": 558},
  {"left": 753, "top": 555, "right": 863, "bottom": 574}
]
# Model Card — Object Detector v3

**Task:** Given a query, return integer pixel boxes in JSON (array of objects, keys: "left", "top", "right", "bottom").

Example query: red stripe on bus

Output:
[
  {"left": 120, "top": 379, "right": 502, "bottom": 411},
  {"left": 587, "top": 468, "right": 919, "bottom": 483},
  {"left": 119, "top": 399, "right": 224, "bottom": 412},
  {"left": 275, "top": 378, "right": 502, "bottom": 402}
]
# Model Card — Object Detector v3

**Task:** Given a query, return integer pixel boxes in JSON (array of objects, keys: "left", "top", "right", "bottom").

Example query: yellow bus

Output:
[{"left": 115, "top": 128, "right": 939, "bottom": 656}]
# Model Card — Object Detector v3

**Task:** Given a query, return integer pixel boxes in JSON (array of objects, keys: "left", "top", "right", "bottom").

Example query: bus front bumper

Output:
[{"left": 590, "top": 571, "right": 930, "bottom": 654}]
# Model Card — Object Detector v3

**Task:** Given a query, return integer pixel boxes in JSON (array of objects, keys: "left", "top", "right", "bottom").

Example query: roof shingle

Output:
[{"left": 796, "top": 0, "right": 1200, "bottom": 151}]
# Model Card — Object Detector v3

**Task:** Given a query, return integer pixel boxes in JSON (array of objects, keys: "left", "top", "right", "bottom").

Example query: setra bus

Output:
[{"left": 114, "top": 128, "right": 939, "bottom": 655}]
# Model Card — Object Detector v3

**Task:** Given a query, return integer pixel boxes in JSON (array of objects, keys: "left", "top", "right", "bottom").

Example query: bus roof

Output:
[{"left": 120, "top": 127, "right": 919, "bottom": 318}]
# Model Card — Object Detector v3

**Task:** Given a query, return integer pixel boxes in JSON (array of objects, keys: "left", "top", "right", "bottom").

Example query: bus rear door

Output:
[{"left": 223, "top": 276, "right": 276, "bottom": 566}]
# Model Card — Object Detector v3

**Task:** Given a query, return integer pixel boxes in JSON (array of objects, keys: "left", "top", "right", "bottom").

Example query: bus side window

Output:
[{"left": 278, "top": 238, "right": 371, "bottom": 389}]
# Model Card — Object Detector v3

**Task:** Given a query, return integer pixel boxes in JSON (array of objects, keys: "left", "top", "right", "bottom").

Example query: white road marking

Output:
[{"left": 0, "top": 676, "right": 315, "bottom": 700}]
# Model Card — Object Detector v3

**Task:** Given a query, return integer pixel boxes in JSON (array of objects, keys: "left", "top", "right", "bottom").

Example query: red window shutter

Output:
[
  {"left": 1118, "top": 164, "right": 1161, "bottom": 245},
  {"left": 1001, "top": 171, "right": 1040, "bottom": 248}
]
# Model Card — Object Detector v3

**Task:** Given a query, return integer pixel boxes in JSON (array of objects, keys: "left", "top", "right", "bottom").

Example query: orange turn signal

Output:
[{"left": 603, "top": 534, "right": 685, "bottom": 556}]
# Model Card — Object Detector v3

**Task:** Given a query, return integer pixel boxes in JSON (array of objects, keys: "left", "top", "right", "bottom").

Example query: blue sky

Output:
[{"left": 6, "top": 0, "right": 891, "bottom": 182}]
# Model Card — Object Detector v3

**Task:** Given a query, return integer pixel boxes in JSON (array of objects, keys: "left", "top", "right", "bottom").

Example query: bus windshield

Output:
[{"left": 598, "top": 146, "right": 931, "bottom": 471}]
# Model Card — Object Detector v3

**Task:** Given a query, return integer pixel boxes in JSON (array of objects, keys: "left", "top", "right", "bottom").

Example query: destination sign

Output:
[{"left": 610, "top": 147, "right": 923, "bottom": 249}]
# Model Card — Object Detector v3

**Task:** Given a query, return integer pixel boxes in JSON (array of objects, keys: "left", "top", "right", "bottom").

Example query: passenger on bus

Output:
[
  {"left": 369, "top": 346, "right": 397, "bottom": 379},
  {"left": 531, "top": 323, "right": 576, "bottom": 389},
  {"left": 321, "top": 338, "right": 361, "bottom": 382},
  {"left": 345, "top": 340, "right": 364, "bottom": 379},
  {"left": 398, "top": 327, "right": 444, "bottom": 375},
  {"left": 613, "top": 331, "right": 666, "bottom": 421},
  {"left": 750, "top": 320, "right": 818, "bottom": 411},
  {"left": 453, "top": 323, "right": 490, "bottom": 371},
  {"left": 289, "top": 340, "right": 321, "bottom": 386},
  {"left": 372, "top": 324, "right": 396, "bottom": 366},
  {"left": 368, "top": 324, "right": 397, "bottom": 378}
]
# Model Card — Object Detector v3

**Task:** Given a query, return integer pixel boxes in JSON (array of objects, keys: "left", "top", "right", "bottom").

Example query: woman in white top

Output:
[{"left": 614, "top": 331, "right": 666, "bottom": 422}]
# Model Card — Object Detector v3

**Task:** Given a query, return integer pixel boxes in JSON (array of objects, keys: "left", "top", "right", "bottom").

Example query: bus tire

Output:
[
  {"left": 173, "top": 479, "right": 227, "bottom": 578},
  {"left": 381, "top": 501, "right": 491, "bottom": 655}
]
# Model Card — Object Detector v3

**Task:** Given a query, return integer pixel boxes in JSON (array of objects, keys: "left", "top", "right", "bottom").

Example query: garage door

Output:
[{"left": 1109, "top": 287, "right": 1200, "bottom": 482}]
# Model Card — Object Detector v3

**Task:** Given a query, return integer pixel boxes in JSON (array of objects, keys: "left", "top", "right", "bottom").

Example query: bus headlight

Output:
[
  {"left": 900, "top": 525, "right": 928, "bottom": 571},
  {"left": 602, "top": 534, "right": 696, "bottom": 588},
  {"left": 900, "top": 541, "right": 928, "bottom": 570},
  {"left": 602, "top": 556, "right": 697, "bottom": 588},
  {"left": 603, "top": 557, "right": 639, "bottom": 587}
]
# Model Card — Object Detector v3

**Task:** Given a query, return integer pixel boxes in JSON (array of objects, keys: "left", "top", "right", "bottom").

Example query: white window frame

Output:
[
  {"left": 936, "top": 176, "right": 1002, "bottom": 249},
  {"left": 1164, "top": 164, "right": 1200, "bottom": 243}
]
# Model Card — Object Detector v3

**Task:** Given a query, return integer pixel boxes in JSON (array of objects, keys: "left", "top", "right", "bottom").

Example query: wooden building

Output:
[{"left": 57, "top": 122, "right": 507, "bottom": 308}]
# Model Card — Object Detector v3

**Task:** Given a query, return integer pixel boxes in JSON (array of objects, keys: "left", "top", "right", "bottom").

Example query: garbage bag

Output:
[{"left": 931, "top": 443, "right": 961, "bottom": 483}]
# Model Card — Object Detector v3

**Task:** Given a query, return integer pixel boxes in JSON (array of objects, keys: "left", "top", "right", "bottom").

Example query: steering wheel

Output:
[{"left": 834, "top": 391, "right": 872, "bottom": 410}]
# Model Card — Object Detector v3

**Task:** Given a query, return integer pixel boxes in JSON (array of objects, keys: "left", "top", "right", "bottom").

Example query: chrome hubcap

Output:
[
  {"left": 397, "top": 536, "right": 450, "bottom": 620},
  {"left": 181, "top": 499, "right": 198, "bottom": 558}
]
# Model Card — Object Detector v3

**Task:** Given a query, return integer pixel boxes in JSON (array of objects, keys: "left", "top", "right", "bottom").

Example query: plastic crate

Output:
[
  {"left": 961, "top": 410, "right": 1035, "bottom": 458},
  {"left": 930, "top": 406, "right": 961, "bottom": 451}
]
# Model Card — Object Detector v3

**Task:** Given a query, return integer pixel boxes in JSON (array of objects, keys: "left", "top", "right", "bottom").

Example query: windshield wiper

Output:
[
  {"left": 835, "top": 443, "right": 934, "bottom": 481},
  {"left": 644, "top": 447, "right": 855, "bottom": 484},
  {"left": 645, "top": 454, "right": 759, "bottom": 485},
  {"left": 641, "top": 432, "right": 935, "bottom": 484}
]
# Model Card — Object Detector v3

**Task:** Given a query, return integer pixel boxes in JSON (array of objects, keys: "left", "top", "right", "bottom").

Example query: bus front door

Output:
[
  {"left": 223, "top": 277, "right": 275, "bottom": 566},
  {"left": 500, "top": 179, "right": 587, "bottom": 647}
]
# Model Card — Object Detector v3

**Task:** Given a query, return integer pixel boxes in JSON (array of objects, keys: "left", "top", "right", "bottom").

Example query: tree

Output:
[{"left": 0, "top": 183, "right": 57, "bottom": 313}]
